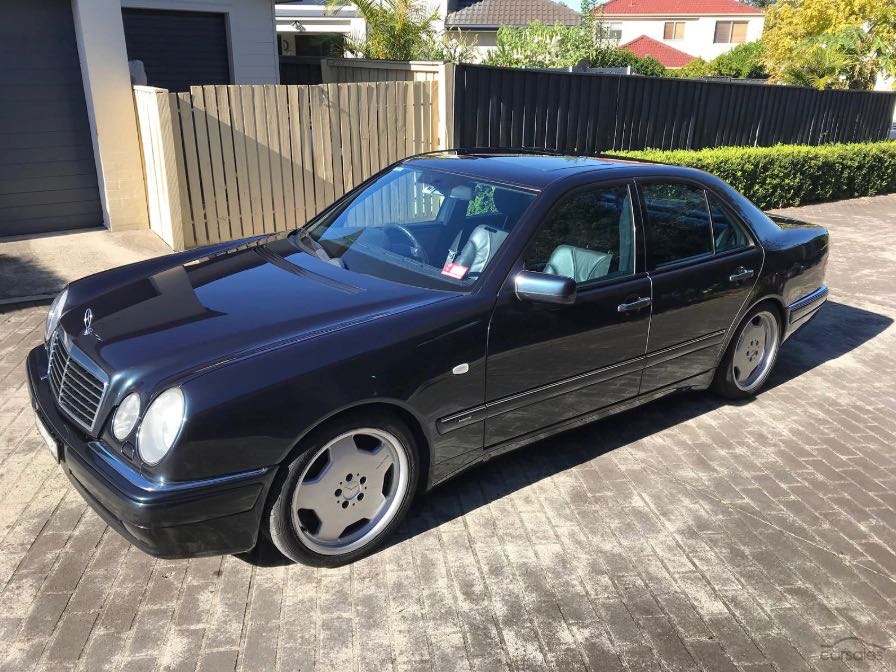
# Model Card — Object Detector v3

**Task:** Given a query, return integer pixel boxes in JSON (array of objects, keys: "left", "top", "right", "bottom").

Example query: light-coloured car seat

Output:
[
  {"left": 544, "top": 245, "right": 613, "bottom": 283},
  {"left": 452, "top": 189, "right": 532, "bottom": 274}
]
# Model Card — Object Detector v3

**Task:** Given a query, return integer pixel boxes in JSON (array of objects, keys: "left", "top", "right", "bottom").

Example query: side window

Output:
[
  {"left": 708, "top": 193, "right": 748, "bottom": 253},
  {"left": 641, "top": 182, "right": 713, "bottom": 269},
  {"left": 524, "top": 185, "right": 635, "bottom": 285}
]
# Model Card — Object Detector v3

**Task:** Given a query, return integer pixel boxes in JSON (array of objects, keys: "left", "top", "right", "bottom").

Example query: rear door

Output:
[
  {"left": 637, "top": 180, "right": 762, "bottom": 393},
  {"left": 484, "top": 182, "right": 652, "bottom": 447}
]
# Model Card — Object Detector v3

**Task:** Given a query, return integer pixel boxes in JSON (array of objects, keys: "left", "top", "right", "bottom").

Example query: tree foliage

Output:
[
  {"left": 673, "top": 40, "right": 768, "bottom": 79},
  {"left": 484, "top": 0, "right": 667, "bottom": 75},
  {"left": 762, "top": 0, "right": 896, "bottom": 89},
  {"left": 326, "top": 0, "right": 476, "bottom": 62}
]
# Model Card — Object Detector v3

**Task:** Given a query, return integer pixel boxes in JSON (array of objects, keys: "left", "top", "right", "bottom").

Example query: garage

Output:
[
  {"left": 122, "top": 9, "right": 232, "bottom": 92},
  {"left": 0, "top": 0, "right": 103, "bottom": 237}
]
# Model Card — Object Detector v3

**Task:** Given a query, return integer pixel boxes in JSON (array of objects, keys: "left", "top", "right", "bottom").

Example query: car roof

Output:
[{"left": 402, "top": 150, "right": 701, "bottom": 190}]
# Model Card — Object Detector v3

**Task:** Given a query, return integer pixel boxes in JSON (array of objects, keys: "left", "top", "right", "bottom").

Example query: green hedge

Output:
[{"left": 608, "top": 142, "right": 896, "bottom": 209}]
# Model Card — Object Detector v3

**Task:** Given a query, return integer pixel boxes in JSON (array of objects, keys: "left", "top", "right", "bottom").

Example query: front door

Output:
[
  {"left": 484, "top": 182, "right": 652, "bottom": 447},
  {"left": 637, "top": 181, "right": 763, "bottom": 392}
]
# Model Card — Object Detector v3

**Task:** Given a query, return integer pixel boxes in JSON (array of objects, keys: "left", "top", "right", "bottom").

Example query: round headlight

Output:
[
  {"left": 137, "top": 387, "right": 185, "bottom": 465},
  {"left": 45, "top": 287, "right": 69, "bottom": 342},
  {"left": 112, "top": 392, "right": 141, "bottom": 441}
]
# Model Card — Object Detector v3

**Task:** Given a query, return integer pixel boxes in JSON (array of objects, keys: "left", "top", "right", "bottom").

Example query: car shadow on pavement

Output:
[
  {"left": 239, "top": 300, "right": 892, "bottom": 567},
  {"left": 0, "top": 252, "right": 67, "bottom": 305}
]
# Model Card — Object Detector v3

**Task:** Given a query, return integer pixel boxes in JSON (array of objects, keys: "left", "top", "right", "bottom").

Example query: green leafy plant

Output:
[
  {"left": 484, "top": 0, "right": 667, "bottom": 74},
  {"left": 326, "top": 0, "right": 476, "bottom": 62},
  {"left": 608, "top": 142, "right": 896, "bottom": 208},
  {"left": 671, "top": 41, "right": 767, "bottom": 79},
  {"left": 763, "top": 0, "right": 896, "bottom": 89}
]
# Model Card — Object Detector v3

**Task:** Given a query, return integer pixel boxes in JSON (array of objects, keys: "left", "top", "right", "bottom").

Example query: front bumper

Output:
[{"left": 27, "top": 344, "right": 277, "bottom": 559}]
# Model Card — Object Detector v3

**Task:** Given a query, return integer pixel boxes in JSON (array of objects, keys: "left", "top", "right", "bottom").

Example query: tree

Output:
[
  {"left": 672, "top": 40, "right": 768, "bottom": 79},
  {"left": 712, "top": 40, "right": 768, "bottom": 78},
  {"left": 485, "top": 0, "right": 667, "bottom": 74},
  {"left": 484, "top": 21, "right": 594, "bottom": 68},
  {"left": 326, "top": 0, "right": 476, "bottom": 62},
  {"left": 762, "top": 0, "right": 896, "bottom": 89}
]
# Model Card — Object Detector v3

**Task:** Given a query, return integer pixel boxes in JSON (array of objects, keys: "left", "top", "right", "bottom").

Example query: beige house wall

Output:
[
  {"left": 70, "top": 0, "right": 278, "bottom": 234},
  {"left": 72, "top": 0, "right": 150, "bottom": 232}
]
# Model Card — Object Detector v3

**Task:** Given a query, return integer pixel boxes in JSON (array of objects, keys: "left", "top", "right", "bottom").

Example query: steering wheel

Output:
[{"left": 383, "top": 224, "right": 430, "bottom": 265}]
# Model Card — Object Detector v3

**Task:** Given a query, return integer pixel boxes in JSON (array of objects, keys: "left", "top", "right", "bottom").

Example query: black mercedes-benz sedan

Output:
[{"left": 28, "top": 151, "right": 828, "bottom": 566}]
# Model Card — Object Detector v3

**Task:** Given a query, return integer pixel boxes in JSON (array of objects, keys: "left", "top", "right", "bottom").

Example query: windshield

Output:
[{"left": 295, "top": 165, "right": 537, "bottom": 291}]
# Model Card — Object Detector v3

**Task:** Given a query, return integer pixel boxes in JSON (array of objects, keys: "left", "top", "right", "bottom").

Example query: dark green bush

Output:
[{"left": 609, "top": 142, "right": 896, "bottom": 209}]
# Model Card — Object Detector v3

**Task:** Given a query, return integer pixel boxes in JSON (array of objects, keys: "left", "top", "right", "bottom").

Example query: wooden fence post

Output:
[
  {"left": 133, "top": 86, "right": 189, "bottom": 250},
  {"left": 438, "top": 62, "right": 455, "bottom": 150}
]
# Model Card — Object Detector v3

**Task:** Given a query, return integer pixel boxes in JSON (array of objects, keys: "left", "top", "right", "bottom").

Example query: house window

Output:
[
  {"left": 603, "top": 22, "right": 623, "bottom": 42},
  {"left": 714, "top": 20, "right": 748, "bottom": 43},
  {"left": 663, "top": 21, "right": 685, "bottom": 40}
]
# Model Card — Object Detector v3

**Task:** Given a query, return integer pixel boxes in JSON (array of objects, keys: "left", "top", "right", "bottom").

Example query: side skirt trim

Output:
[
  {"left": 437, "top": 331, "right": 725, "bottom": 435},
  {"left": 429, "top": 369, "right": 714, "bottom": 489}
]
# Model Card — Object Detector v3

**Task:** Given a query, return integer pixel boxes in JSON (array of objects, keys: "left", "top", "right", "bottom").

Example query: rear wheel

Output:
[
  {"left": 712, "top": 303, "right": 781, "bottom": 399},
  {"left": 266, "top": 411, "right": 418, "bottom": 566}
]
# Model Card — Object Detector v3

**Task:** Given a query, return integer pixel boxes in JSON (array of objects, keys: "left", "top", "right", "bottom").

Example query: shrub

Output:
[
  {"left": 670, "top": 41, "right": 767, "bottom": 80},
  {"left": 608, "top": 142, "right": 896, "bottom": 209}
]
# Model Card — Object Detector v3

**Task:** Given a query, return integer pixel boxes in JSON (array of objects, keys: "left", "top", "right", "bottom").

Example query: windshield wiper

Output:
[{"left": 292, "top": 228, "right": 337, "bottom": 264}]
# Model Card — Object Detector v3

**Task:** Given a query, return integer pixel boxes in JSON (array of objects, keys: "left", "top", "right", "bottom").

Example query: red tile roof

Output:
[
  {"left": 599, "top": 0, "right": 763, "bottom": 15},
  {"left": 620, "top": 35, "right": 697, "bottom": 68}
]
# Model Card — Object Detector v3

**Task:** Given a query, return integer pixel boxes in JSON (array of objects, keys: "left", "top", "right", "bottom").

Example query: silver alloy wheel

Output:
[
  {"left": 291, "top": 428, "right": 409, "bottom": 556},
  {"left": 732, "top": 310, "right": 779, "bottom": 392}
]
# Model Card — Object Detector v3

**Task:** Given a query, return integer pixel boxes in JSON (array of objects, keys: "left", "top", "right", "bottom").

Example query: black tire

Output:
[
  {"left": 712, "top": 302, "right": 782, "bottom": 400},
  {"left": 265, "top": 409, "right": 419, "bottom": 567}
]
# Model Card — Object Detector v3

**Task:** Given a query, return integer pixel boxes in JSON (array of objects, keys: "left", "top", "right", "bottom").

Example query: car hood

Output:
[{"left": 59, "top": 237, "right": 453, "bottom": 387}]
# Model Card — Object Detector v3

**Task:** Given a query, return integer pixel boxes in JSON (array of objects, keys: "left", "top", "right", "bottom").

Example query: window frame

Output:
[
  {"left": 606, "top": 22, "right": 623, "bottom": 42},
  {"left": 518, "top": 180, "right": 643, "bottom": 292},
  {"left": 714, "top": 20, "right": 748, "bottom": 44},
  {"left": 635, "top": 178, "right": 756, "bottom": 273},
  {"left": 705, "top": 190, "right": 752, "bottom": 256},
  {"left": 663, "top": 21, "right": 685, "bottom": 40}
]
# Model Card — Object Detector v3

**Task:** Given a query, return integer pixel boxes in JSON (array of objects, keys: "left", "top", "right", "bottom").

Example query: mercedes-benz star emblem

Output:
[{"left": 82, "top": 308, "right": 94, "bottom": 336}]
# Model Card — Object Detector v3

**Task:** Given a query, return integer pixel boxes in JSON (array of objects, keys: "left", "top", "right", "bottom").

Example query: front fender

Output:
[{"left": 146, "top": 296, "right": 490, "bottom": 483}]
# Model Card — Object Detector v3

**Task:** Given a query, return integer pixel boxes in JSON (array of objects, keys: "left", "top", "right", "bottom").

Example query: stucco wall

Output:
[
  {"left": 608, "top": 15, "right": 764, "bottom": 61},
  {"left": 72, "top": 0, "right": 278, "bottom": 233}
]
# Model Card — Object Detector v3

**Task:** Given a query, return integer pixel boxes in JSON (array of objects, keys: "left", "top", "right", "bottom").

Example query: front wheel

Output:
[
  {"left": 266, "top": 411, "right": 419, "bottom": 566},
  {"left": 712, "top": 303, "right": 781, "bottom": 399}
]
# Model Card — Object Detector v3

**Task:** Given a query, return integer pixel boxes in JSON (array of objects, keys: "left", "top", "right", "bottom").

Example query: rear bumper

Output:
[
  {"left": 27, "top": 344, "right": 277, "bottom": 559},
  {"left": 785, "top": 285, "right": 828, "bottom": 338}
]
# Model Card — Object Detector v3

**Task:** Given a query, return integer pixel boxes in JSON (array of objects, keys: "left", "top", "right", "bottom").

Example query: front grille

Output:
[{"left": 47, "top": 331, "right": 107, "bottom": 433}]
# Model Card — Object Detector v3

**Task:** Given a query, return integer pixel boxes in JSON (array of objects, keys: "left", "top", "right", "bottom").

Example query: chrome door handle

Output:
[
  {"left": 618, "top": 297, "right": 652, "bottom": 313},
  {"left": 729, "top": 267, "right": 755, "bottom": 283}
]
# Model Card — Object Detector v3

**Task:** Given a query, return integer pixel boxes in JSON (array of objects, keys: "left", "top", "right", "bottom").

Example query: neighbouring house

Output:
[
  {"left": 0, "top": 0, "right": 279, "bottom": 239},
  {"left": 444, "top": 0, "right": 581, "bottom": 60},
  {"left": 275, "top": 1, "right": 365, "bottom": 61},
  {"left": 278, "top": 0, "right": 582, "bottom": 65},
  {"left": 619, "top": 34, "right": 697, "bottom": 69},
  {"left": 599, "top": 0, "right": 764, "bottom": 67}
]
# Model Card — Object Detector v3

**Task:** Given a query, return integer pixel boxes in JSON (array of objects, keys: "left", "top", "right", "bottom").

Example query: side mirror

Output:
[{"left": 514, "top": 270, "right": 577, "bottom": 305}]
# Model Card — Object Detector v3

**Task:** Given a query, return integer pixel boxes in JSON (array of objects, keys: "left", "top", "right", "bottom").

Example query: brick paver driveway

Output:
[{"left": 1, "top": 195, "right": 895, "bottom": 672}]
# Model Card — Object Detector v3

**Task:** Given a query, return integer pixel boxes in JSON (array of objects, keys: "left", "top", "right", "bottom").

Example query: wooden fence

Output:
[
  {"left": 134, "top": 81, "right": 441, "bottom": 250},
  {"left": 454, "top": 64, "right": 896, "bottom": 152},
  {"left": 321, "top": 58, "right": 444, "bottom": 84}
]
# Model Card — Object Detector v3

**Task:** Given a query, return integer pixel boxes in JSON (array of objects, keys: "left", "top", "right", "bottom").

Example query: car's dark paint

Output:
[{"left": 27, "top": 151, "right": 829, "bottom": 559}]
